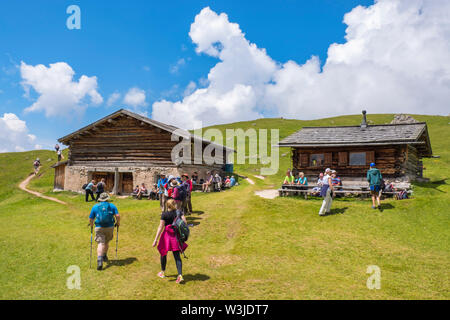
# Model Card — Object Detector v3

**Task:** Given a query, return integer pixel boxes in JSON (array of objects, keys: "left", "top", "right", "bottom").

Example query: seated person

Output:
[
  {"left": 137, "top": 183, "right": 148, "bottom": 199},
  {"left": 331, "top": 170, "right": 342, "bottom": 189},
  {"left": 192, "top": 172, "right": 199, "bottom": 185},
  {"left": 229, "top": 175, "right": 236, "bottom": 187},
  {"left": 202, "top": 172, "right": 213, "bottom": 192},
  {"left": 132, "top": 185, "right": 140, "bottom": 197},
  {"left": 224, "top": 176, "right": 231, "bottom": 187},
  {"left": 311, "top": 173, "right": 323, "bottom": 196},
  {"left": 296, "top": 172, "right": 308, "bottom": 188},
  {"left": 283, "top": 170, "right": 295, "bottom": 186},
  {"left": 148, "top": 184, "right": 158, "bottom": 200},
  {"left": 214, "top": 173, "right": 222, "bottom": 191}
]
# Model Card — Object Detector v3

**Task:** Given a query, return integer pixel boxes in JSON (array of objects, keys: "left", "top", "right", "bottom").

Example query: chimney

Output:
[{"left": 361, "top": 110, "right": 367, "bottom": 128}]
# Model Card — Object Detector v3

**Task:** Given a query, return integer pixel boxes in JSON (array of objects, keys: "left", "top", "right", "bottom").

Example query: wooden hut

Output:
[
  {"left": 277, "top": 112, "right": 432, "bottom": 181},
  {"left": 52, "top": 109, "right": 234, "bottom": 194}
]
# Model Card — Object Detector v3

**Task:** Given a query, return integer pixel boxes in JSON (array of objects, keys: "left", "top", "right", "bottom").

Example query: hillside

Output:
[{"left": 0, "top": 113, "right": 448, "bottom": 300}]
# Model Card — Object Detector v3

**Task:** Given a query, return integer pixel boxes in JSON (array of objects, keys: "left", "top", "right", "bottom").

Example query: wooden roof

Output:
[
  {"left": 58, "top": 109, "right": 235, "bottom": 152},
  {"left": 277, "top": 122, "right": 432, "bottom": 156}
]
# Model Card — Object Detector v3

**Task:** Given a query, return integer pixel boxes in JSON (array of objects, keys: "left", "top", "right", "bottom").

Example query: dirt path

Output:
[
  {"left": 254, "top": 189, "right": 279, "bottom": 199},
  {"left": 19, "top": 174, "right": 67, "bottom": 205},
  {"left": 246, "top": 177, "right": 255, "bottom": 185}
]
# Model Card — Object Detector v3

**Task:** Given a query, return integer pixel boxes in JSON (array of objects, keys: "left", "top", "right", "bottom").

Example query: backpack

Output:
[
  {"left": 174, "top": 185, "right": 187, "bottom": 201},
  {"left": 95, "top": 203, "right": 115, "bottom": 227},
  {"left": 82, "top": 183, "right": 88, "bottom": 190},
  {"left": 33, "top": 161, "right": 39, "bottom": 167}
]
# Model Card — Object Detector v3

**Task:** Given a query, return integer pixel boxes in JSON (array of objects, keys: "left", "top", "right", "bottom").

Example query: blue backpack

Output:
[{"left": 95, "top": 203, "right": 115, "bottom": 227}]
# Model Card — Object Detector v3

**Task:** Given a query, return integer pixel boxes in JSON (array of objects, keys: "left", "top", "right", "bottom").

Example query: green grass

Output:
[{"left": 0, "top": 113, "right": 448, "bottom": 299}]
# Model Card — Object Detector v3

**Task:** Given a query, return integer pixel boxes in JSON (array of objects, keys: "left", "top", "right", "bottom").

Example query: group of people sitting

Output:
[{"left": 201, "top": 171, "right": 236, "bottom": 192}]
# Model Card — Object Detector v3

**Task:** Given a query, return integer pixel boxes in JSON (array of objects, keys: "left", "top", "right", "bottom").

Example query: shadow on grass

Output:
[
  {"left": 167, "top": 273, "right": 210, "bottom": 284},
  {"left": 104, "top": 257, "right": 138, "bottom": 269},
  {"left": 190, "top": 210, "right": 204, "bottom": 215},
  {"left": 415, "top": 179, "right": 447, "bottom": 193},
  {"left": 325, "top": 207, "right": 348, "bottom": 216},
  {"left": 186, "top": 216, "right": 202, "bottom": 226},
  {"left": 379, "top": 203, "right": 395, "bottom": 212}
]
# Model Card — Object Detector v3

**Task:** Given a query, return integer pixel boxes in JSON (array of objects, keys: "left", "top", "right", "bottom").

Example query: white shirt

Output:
[{"left": 322, "top": 174, "right": 331, "bottom": 185}]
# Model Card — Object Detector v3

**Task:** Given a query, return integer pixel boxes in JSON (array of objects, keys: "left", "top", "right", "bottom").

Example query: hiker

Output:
[
  {"left": 296, "top": 172, "right": 308, "bottom": 188},
  {"left": 191, "top": 172, "right": 198, "bottom": 185},
  {"left": 367, "top": 162, "right": 383, "bottom": 209},
  {"left": 89, "top": 193, "right": 120, "bottom": 271},
  {"left": 172, "top": 179, "right": 187, "bottom": 211},
  {"left": 148, "top": 184, "right": 158, "bottom": 200},
  {"left": 229, "top": 175, "right": 236, "bottom": 187},
  {"left": 85, "top": 180, "right": 96, "bottom": 202},
  {"left": 202, "top": 171, "right": 213, "bottom": 192},
  {"left": 95, "top": 178, "right": 106, "bottom": 202},
  {"left": 319, "top": 168, "right": 334, "bottom": 216},
  {"left": 152, "top": 199, "right": 188, "bottom": 284},
  {"left": 157, "top": 174, "right": 168, "bottom": 212},
  {"left": 55, "top": 143, "right": 60, "bottom": 152},
  {"left": 331, "top": 170, "right": 342, "bottom": 188},
  {"left": 312, "top": 172, "right": 323, "bottom": 196},
  {"left": 181, "top": 174, "right": 193, "bottom": 214},
  {"left": 214, "top": 173, "right": 222, "bottom": 191},
  {"left": 224, "top": 176, "right": 231, "bottom": 187},
  {"left": 137, "top": 183, "right": 148, "bottom": 200},
  {"left": 33, "top": 158, "right": 41, "bottom": 175},
  {"left": 283, "top": 169, "right": 294, "bottom": 185}
]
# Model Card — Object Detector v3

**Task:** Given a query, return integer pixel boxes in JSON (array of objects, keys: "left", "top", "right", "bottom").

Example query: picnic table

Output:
[{"left": 278, "top": 184, "right": 410, "bottom": 199}]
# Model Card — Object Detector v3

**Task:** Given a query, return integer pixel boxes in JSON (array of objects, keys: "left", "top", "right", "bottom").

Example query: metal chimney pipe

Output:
[{"left": 361, "top": 110, "right": 367, "bottom": 128}]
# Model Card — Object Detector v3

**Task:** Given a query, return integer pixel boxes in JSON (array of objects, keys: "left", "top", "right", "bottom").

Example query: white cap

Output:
[{"left": 325, "top": 168, "right": 331, "bottom": 172}]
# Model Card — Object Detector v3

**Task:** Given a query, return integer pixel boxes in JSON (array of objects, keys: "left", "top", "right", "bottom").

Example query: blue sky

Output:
[{"left": 1, "top": 0, "right": 448, "bottom": 151}]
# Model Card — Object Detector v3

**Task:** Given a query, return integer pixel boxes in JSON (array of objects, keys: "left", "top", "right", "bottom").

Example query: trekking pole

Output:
[
  {"left": 115, "top": 225, "right": 119, "bottom": 259},
  {"left": 89, "top": 225, "right": 93, "bottom": 269}
]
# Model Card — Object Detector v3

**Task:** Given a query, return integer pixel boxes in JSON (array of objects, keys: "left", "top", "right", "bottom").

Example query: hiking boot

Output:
[
  {"left": 103, "top": 254, "right": 108, "bottom": 262},
  {"left": 97, "top": 257, "right": 103, "bottom": 271},
  {"left": 157, "top": 271, "right": 165, "bottom": 279},
  {"left": 176, "top": 275, "right": 184, "bottom": 284}
]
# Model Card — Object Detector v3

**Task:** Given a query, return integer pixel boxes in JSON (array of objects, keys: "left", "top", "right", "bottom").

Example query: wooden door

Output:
[
  {"left": 92, "top": 172, "right": 114, "bottom": 192},
  {"left": 121, "top": 173, "right": 133, "bottom": 194}
]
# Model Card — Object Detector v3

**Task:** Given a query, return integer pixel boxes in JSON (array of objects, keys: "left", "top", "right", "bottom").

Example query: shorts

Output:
[
  {"left": 370, "top": 185, "right": 381, "bottom": 196},
  {"left": 95, "top": 227, "right": 114, "bottom": 243}
]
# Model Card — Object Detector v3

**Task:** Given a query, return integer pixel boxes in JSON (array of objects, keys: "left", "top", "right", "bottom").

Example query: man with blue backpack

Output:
[
  {"left": 367, "top": 162, "right": 383, "bottom": 210},
  {"left": 89, "top": 193, "right": 120, "bottom": 270}
]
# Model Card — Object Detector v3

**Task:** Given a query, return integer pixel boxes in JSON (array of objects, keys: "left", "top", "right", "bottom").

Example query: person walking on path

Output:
[
  {"left": 319, "top": 168, "right": 334, "bottom": 216},
  {"left": 33, "top": 158, "right": 41, "bottom": 175},
  {"left": 85, "top": 180, "right": 96, "bottom": 202},
  {"left": 152, "top": 199, "right": 188, "bottom": 284},
  {"left": 89, "top": 193, "right": 120, "bottom": 270},
  {"left": 367, "top": 162, "right": 383, "bottom": 209},
  {"left": 95, "top": 178, "right": 105, "bottom": 202},
  {"left": 157, "top": 174, "right": 168, "bottom": 212}
]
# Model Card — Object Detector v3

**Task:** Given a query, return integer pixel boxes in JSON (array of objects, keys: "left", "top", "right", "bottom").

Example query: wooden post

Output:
[{"left": 113, "top": 168, "right": 119, "bottom": 195}]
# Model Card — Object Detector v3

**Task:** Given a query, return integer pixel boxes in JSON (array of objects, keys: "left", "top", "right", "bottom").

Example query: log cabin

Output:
[
  {"left": 277, "top": 111, "right": 433, "bottom": 182},
  {"left": 52, "top": 109, "right": 234, "bottom": 194}
]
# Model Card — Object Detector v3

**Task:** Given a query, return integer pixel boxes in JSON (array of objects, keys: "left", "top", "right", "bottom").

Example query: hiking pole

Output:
[
  {"left": 115, "top": 225, "right": 119, "bottom": 259},
  {"left": 89, "top": 225, "right": 93, "bottom": 269}
]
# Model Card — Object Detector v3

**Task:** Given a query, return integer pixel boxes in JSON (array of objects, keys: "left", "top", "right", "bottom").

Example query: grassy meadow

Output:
[{"left": 0, "top": 113, "right": 448, "bottom": 299}]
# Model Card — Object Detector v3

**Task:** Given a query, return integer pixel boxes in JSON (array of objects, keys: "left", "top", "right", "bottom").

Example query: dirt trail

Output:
[
  {"left": 246, "top": 177, "right": 255, "bottom": 185},
  {"left": 19, "top": 174, "right": 67, "bottom": 205},
  {"left": 254, "top": 189, "right": 279, "bottom": 199}
]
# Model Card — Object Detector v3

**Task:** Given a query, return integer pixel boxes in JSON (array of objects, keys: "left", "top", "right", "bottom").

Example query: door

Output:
[{"left": 121, "top": 173, "right": 134, "bottom": 194}]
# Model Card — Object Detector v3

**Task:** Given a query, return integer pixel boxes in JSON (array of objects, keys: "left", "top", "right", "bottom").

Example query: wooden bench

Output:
[{"left": 278, "top": 186, "right": 411, "bottom": 199}]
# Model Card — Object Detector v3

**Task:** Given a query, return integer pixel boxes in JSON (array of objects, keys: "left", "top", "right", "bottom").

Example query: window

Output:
[
  {"left": 310, "top": 154, "right": 324, "bottom": 167},
  {"left": 349, "top": 152, "right": 366, "bottom": 165}
]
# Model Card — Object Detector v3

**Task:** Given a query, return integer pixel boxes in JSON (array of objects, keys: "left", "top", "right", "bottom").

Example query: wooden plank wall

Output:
[
  {"left": 292, "top": 146, "right": 409, "bottom": 177},
  {"left": 54, "top": 164, "right": 66, "bottom": 189},
  {"left": 66, "top": 115, "right": 228, "bottom": 167}
]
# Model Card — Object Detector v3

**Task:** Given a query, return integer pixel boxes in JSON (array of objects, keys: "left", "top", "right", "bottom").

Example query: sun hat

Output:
[
  {"left": 170, "top": 180, "right": 179, "bottom": 187},
  {"left": 325, "top": 168, "right": 331, "bottom": 172},
  {"left": 331, "top": 170, "right": 336, "bottom": 173},
  {"left": 167, "top": 175, "right": 174, "bottom": 181},
  {"left": 181, "top": 173, "right": 189, "bottom": 178},
  {"left": 370, "top": 162, "right": 376, "bottom": 167},
  {"left": 97, "top": 193, "right": 110, "bottom": 202}
]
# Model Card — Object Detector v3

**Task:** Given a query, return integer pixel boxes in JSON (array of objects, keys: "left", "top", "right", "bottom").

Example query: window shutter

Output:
[
  {"left": 324, "top": 153, "right": 332, "bottom": 166},
  {"left": 366, "top": 151, "right": 375, "bottom": 165},
  {"left": 338, "top": 152, "right": 348, "bottom": 166},
  {"left": 300, "top": 154, "right": 309, "bottom": 167}
]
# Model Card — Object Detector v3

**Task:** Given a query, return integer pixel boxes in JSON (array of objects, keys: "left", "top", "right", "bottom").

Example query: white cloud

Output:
[
  {"left": 107, "top": 92, "right": 121, "bottom": 107},
  {"left": 0, "top": 113, "right": 41, "bottom": 153},
  {"left": 152, "top": 1, "right": 450, "bottom": 128},
  {"left": 183, "top": 81, "right": 197, "bottom": 97},
  {"left": 20, "top": 61, "right": 103, "bottom": 118},
  {"left": 123, "top": 87, "right": 147, "bottom": 108},
  {"left": 169, "top": 58, "right": 186, "bottom": 74}
]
